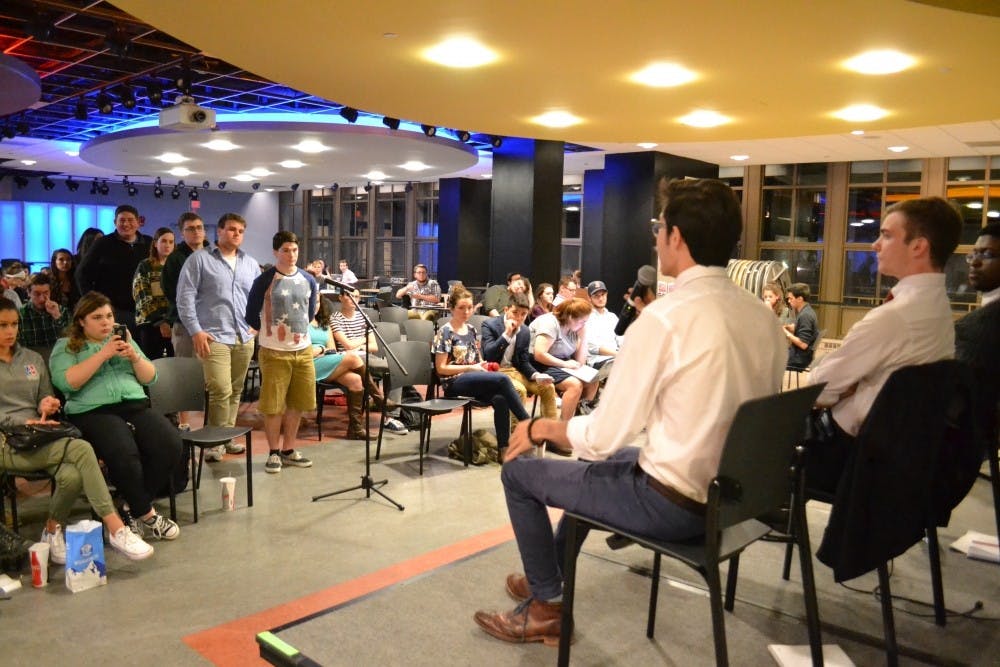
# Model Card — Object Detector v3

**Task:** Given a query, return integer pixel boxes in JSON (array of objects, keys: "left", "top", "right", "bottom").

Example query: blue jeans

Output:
[
  {"left": 501, "top": 447, "right": 704, "bottom": 601},
  {"left": 444, "top": 371, "right": 530, "bottom": 447}
]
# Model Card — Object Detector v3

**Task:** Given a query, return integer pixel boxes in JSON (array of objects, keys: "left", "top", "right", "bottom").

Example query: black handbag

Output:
[{"left": 1, "top": 420, "right": 82, "bottom": 453}]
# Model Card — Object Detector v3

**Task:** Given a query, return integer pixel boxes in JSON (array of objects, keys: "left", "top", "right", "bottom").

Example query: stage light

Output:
[
  {"left": 41, "top": 176, "right": 55, "bottom": 191},
  {"left": 382, "top": 116, "right": 400, "bottom": 130},
  {"left": 339, "top": 107, "right": 359, "bottom": 123},
  {"left": 189, "top": 187, "right": 199, "bottom": 201},
  {"left": 454, "top": 130, "right": 471, "bottom": 143},
  {"left": 145, "top": 79, "right": 163, "bottom": 106},
  {"left": 489, "top": 136, "right": 503, "bottom": 148},
  {"left": 118, "top": 84, "right": 136, "bottom": 110},
  {"left": 175, "top": 62, "right": 192, "bottom": 95},
  {"left": 127, "top": 184, "right": 138, "bottom": 197},
  {"left": 90, "top": 179, "right": 98, "bottom": 195},
  {"left": 421, "top": 124, "right": 437, "bottom": 137},
  {"left": 98, "top": 180, "right": 109, "bottom": 195},
  {"left": 290, "top": 183, "right": 299, "bottom": 192},
  {"left": 74, "top": 97, "right": 88, "bottom": 121},
  {"left": 252, "top": 182, "right": 261, "bottom": 191},
  {"left": 171, "top": 185, "right": 180, "bottom": 199},
  {"left": 13, "top": 176, "right": 29, "bottom": 189},
  {"left": 2, "top": 126, "right": 14, "bottom": 139},
  {"left": 364, "top": 182, "right": 373, "bottom": 193},
  {"left": 218, "top": 181, "right": 227, "bottom": 190},
  {"left": 330, "top": 183, "right": 339, "bottom": 192},
  {"left": 153, "top": 185, "right": 164, "bottom": 199},
  {"left": 96, "top": 90, "right": 113, "bottom": 114},
  {"left": 66, "top": 177, "right": 79, "bottom": 192},
  {"left": 16, "top": 119, "right": 29, "bottom": 136},
  {"left": 202, "top": 180, "right": 210, "bottom": 189},
  {"left": 104, "top": 25, "right": 131, "bottom": 58},
  {"left": 405, "top": 181, "right": 413, "bottom": 193}
]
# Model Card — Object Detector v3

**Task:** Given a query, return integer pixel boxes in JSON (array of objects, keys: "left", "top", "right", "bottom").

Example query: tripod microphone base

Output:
[{"left": 312, "top": 475, "right": 405, "bottom": 511}]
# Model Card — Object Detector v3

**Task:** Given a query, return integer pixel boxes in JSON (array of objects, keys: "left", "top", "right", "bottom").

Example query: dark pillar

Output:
[
  {"left": 490, "top": 139, "right": 563, "bottom": 286},
  {"left": 583, "top": 151, "right": 717, "bottom": 310},
  {"left": 437, "top": 177, "right": 492, "bottom": 286}
]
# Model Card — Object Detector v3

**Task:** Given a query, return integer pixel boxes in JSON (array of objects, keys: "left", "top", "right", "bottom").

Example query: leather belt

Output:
[{"left": 636, "top": 464, "right": 706, "bottom": 516}]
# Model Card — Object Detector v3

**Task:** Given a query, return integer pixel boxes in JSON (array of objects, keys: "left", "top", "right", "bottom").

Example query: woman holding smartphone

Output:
[{"left": 48, "top": 291, "right": 183, "bottom": 541}]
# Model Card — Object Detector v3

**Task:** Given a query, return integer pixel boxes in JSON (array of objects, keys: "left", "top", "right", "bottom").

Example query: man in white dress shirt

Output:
[
  {"left": 473, "top": 178, "right": 786, "bottom": 646},
  {"left": 806, "top": 197, "right": 962, "bottom": 493}
]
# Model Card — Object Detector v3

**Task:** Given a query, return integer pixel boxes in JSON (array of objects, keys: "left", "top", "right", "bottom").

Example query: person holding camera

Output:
[{"left": 48, "top": 291, "right": 183, "bottom": 541}]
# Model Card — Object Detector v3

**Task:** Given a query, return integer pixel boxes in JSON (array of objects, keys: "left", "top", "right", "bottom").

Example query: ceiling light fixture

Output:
[
  {"left": 40, "top": 176, "right": 55, "bottom": 191},
  {"left": 218, "top": 181, "right": 227, "bottom": 190},
  {"left": 189, "top": 187, "right": 199, "bottom": 201},
  {"left": 629, "top": 62, "right": 697, "bottom": 87},
  {"left": 339, "top": 107, "right": 359, "bottom": 123},
  {"left": 405, "top": 182, "right": 413, "bottom": 193},
  {"left": 145, "top": 79, "right": 163, "bottom": 106},
  {"left": 887, "top": 145, "right": 909, "bottom": 153},
  {"left": 19, "top": 159, "right": 36, "bottom": 166},
  {"left": 489, "top": 136, "right": 503, "bottom": 148},
  {"left": 382, "top": 117, "right": 401, "bottom": 130},
  {"left": 843, "top": 49, "right": 915, "bottom": 75},
  {"left": 454, "top": 130, "right": 471, "bottom": 143},
  {"left": 421, "top": 124, "right": 437, "bottom": 137},
  {"left": 330, "top": 183, "right": 339, "bottom": 192},
  {"left": 127, "top": 183, "right": 138, "bottom": 197},
  {"left": 153, "top": 184, "right": 163, "bottom": 199},
  {"left": 171, "top": 185, "right": 180, "bottom": 199},
  {"left": 423, "top": 37, "right": 498, "bottom": 68},
  {"left": 531, "top": 110, "right": 582, "bottom": 128},
  {"left": 201, "top": 180, "right": 210, "bottom": 189},
  {"left": 364, "top": 182, "right": 373, "bottom": 193},
  {"left": 364, "top": 170, "right": 387, "bottom": 181},
  {"left": 96, "top": 90, "right": 113, "bottom": 114},
  {"left": 399, "top": 161, "right": 430, "bottom": 171},
  {"left": 851, "top": 129, "right": 865, "bottom": 136},
  {"left": 203, "top": 139, "right": 239, "bottom": 151},
  {"left": 98, "top": 180, "right": 109, "bottom": 196},
  {"left": 74, "top": 97, "right": 88, "bottom": 121},
  {"left": 118, "top": 84, "right": 136, "bottom": 110},
  {"left": 66, "top": 177, "right": 79, "bottom": 192},
  {"left": 90, "top": 179, "right": 98, "bottom": 195},
  {"left": 233, "top": 174, "right": 254, "bottom": 182},
  {"left": 678, "top": 110, "right": 730, "bottom": 128},
  {"left": 13, "top": 176, "right": 29, "bottom": 189},
  {"left": 292, "top": 139, "right": 328, "bottom": 154},
  {"left": 156, "top": 152, "right": 187, "bottom": 164},
  {"left": 169, "top": 167, "right": 192, "bottom": 177},
  {"left": 833, "top": 104, "right": 888, "bottom": 122},
  {"left": 279, "top": 160, "right": 305, "bottom": 169},
  {"left": 290, "top": 183, "right": 300, "bottom": 192},
  {"left": 637, "top": 142, "right": 658, "bottom": 149},
  {"left": 249, "top": 167, "right": 272, "bottom": 177},
  {"left": 730, "top": 154, "right": 750, "bottom": 161},
  {"left": 252, "top": 182, "right": 261, "bottom": 191}
]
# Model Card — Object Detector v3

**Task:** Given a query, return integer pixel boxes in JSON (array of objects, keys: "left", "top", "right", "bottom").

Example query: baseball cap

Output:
[{"left": 587, "top": 280, "right": 608, "bottom": 296}]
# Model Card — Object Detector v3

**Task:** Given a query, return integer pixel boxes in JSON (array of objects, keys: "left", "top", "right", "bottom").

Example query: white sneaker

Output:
[
  {"left": 265, "top": 453, "right": 282, "bottom": 474},
  {"left": 384, "top": 418, "right": 408, "bottom": 434},
  {"left": 109, "top": 526, "right": 154, "bottom": 560},
  {"left": 40, "top": 526, "right": 66, "bottom": 565},
  {"left": 204, "top": 445, "right": 225, "bottom": 462},
  {"left": 224, "top": 440, "right": 246, "bottom": 454}
]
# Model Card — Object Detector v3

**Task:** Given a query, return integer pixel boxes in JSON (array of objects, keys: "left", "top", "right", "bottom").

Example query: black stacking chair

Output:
[
  {"left": 379, "top": 306, "right": 409, "bottom": 328},
  {"left": 558, "top": 384, "right": 825, "bottom": 667},
  {"left": 403, "top": 318, "right": 435, "bottom": 345},
  {"left": 148, "top": 357, "right": 254, "bottom": 522},
  {"left": 0, "top": 469, "right": 55, "bottom": 532}
]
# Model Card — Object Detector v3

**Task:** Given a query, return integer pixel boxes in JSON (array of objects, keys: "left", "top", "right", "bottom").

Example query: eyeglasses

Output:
[
  {"left": 966, "top": 250, "right": 997, "bottom": 264},
  {"left": 650, "top": 220, "right": 664, "bottom": 237},
  {"left": 183, "top": 225, "right": 204, "bottom": 232}
]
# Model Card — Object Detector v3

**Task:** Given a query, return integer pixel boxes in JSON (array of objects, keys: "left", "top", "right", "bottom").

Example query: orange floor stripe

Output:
[{"left": 183, "top": 523, "right": 515, "bottom": 665}]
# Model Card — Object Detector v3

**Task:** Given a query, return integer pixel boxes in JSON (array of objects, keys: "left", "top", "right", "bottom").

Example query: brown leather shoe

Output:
[
  {"left": 473, "top": 598, "right": 563, "bottom": 646},
  {"left": 506, "top": 573, "right": 530, "bottom": 603}
]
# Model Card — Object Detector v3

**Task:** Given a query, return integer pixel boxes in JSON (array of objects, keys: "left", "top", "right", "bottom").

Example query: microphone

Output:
[
  {"left": 636, "top": 264, "right": 657, "bottom": 286},
  {"left": 324, "top": 277, "right": 355, "bottom": 292}
]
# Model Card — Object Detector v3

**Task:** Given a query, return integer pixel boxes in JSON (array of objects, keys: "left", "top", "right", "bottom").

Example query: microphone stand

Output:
[{"left": 312, "top": 288, "right": 405, "bottom": 511}]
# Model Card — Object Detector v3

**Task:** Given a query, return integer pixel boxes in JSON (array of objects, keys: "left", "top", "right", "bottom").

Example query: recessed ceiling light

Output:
[
  {"left": 399, "top": 161, "right": 430, "bottom": 171},
  {"left": 423, "top": 37, "right": 497, "bottom": 68},
  {"left": 636, "top": 142, "right": 658, "bottom": 149},
  {"left": 630, "top": 62, "right": 696, "bottom": 87},
  {"left": 530, "top": 110, "right": 582, "bottom": 128},
  {"left": 887, "top": 145, "right": 909, "bottom": 153},
  {"left": 987, "top": 210, "right": 999, "bottom": 218},
  {"left": 851, "top": 130, "right": 865, "bottom": 135},
  {"left": 364, "top": 170, "right": 388, "bottom": 180},
  {"left": 233, "top": 174, "right": 254, "bottom": 182},
  {"left": 730, "top": 154, "right": 750, "bottom": 161},
  {"left": 564, "top": 205, "right": 580, "bottom": 212},
  {"left": 678, "top": 110, "right": 730, "bottom": 128},
  {"left": 19, "top": 159, "right": 36, "bottom": 165},
  {"left": 202, "top": 139, "right": 239, "bottom": 151},
  {"left": 280, "top": 160, "right": 305, "bottom": 169},
  {"left": 169, "top": 167, "right": 192, "bottom": 177},
  {"left": 156, "top": 152, "right": 187, "bottom": 164},
  {"left": 292, "top": 139, "right": 328, "bottom": 154},
  {"left": 833, "top": 104, "right": 888, "bottom": 122},
  {"left": 249, "top": 167, "right": 272, "bottom": 177},
  {"left": 966, "top": 202, "right": 983, "bottom": 210},
  {"left": 313, "top": 184, "right": 325, "bottom": 189},
  {"left": 861, "top": 218, "right": 876, "bottom": 224},
  {"left": 265, "top": 188, "right": 274, "bottom": 192},
  {"left": 843, "top": 49, "right": 915, "bottom": 75},
  {"left": 480, "top": 174, "right": 492, "bottom": 179},
  {"left": 65, "top": 150, "right": 79, "bottom": 157},
  {"left": 849, "top": 222, "right": 864, "bottom": 227}
]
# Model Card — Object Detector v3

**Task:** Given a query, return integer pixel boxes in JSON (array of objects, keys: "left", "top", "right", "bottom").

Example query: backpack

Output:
[{"left": 447, "top": 429, "right": 499, "bottom": 465}]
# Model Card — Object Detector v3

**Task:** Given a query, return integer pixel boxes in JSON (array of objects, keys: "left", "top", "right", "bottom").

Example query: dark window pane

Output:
[
  {"left": 717, "top": 166, "right": 744, "bottom": 187},
  {"left": 341, "top": 239, "right": 367, "bottom": 277},
  {"left": 886, "top": 159, "right": 922, "bottom": 183},
  {"left": 759, "top": 249, "right": 822, "bottom": 298},
  {"left": 764, "top": 164, "right": 794, "bottom": 186},
  {"left": 560, "top": 245, "right": 581, "bottom": 276},
  {"left": 795, "top": 188, "right": 825, "bottom": 242},
  {"left": 948, "top": 156, "right": 987, "bottom": 182},
  {"left": 945, "top": 252, "right": 976, "bottom": 307},
  {"left": 761, "top": 189, "right": 792, "bottom": 241},
  {"left": 374, "top": 240, "right": 405, "bottom": 278},
  {"left": 562, "top": 193, "right": 582, "bottom": 238},
  {"left": 843, "top": 250, "right": 878, "bottom": 304},
  {"left": 947, "top": 190, "right": 987, "bottom": 244},
  {"left": 850, "top": 160, "right": 884, "bottom": 184},
  {"left": 309, "top": 239, "right": 332, "bottom": 268},
  {"left": 796, "top": 163, "right": 827, "bottom": 186},
  {"left": 990, "top": 156, "right": 1000, "bottom": 181},
  {"left": 846, "top": 188, "right": 883, "bottom": 243}
]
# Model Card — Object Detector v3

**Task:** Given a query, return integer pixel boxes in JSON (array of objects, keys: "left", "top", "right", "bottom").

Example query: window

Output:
[
  {"left": 0, "top": 201, "right": 116, "bottom": 271},
  {"left": 560, "top": 185, "right": 582, "bottom": 275},
  {"left": 339, "top": 188, "right": 369, "bottom": 277},
  {"left": 414, "top": 182, "right": 439, "bottom": 277},
  {"left": 946, "top": 155, "right": 1000, "bottom": 308}
]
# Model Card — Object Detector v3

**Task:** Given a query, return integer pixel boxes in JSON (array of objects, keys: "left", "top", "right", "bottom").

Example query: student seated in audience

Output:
[
  {"left": 332, "top": 288, "right": 378, "bottom": 354},
  {"left": 531, "top": 282, "right": 555, "bottom": 321},
  {"left": 551, "top": 274, "right": 577, "bottom": 307},
  {"left": 482, "top": 272, "right": 525, "bottom": 317},
  {"left": 395, "top": 263, "right": 441, "bottom": 320},
  {"left": 17, "top": 273, "right": 69, "bottom": 352},
  {"left": 434, "top": 285, "right": 531, "bottom": 454},
  {"left": 49, "top": 291, "right": 183, "bottom": 541},
  {"left": 0, "top": 297, "right": 154, "bottom": 562},
  {"left": 584, "top": 280, "right": 621, "bottom": 364},
  {"left": 49, "top": 248, "right": 81, "bottom": 311},
  {"left": 132, "top": 226, "right": 175, "bottom": 360},
  {"left": 762, "top": 281, "right": 794, "bottom": 326},
  {"left": 338, "top": 259, "right": 358, "bottom": 286},
  {"left": 311, "top": 297, "right": 388, "bottom": 439},
  {"left": 529, "top": 297, "right": 599, "bottom": 420},
  {"left": 480, "top": 292, "right": 558, "bottom": 420}
]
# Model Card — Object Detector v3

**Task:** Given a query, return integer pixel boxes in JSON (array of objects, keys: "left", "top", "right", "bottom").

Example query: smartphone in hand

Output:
[{"left": 112, "top": 323, "right": 128, "bottom": 339}]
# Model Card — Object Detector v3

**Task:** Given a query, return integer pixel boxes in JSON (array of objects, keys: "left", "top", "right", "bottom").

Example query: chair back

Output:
[
  {"left": 712, "top": 384, "right": 824, "bottom": 529},
  {"left": 361, "top": 306, "right": 380, "bottom": 322},
  {"left": 149, "top": 357, "right": 208, "bottom": 414},
  {"left": 379, "top": 306, "right": 409, "bottom": 327},
  {"left": 375, "top": 321, "right": 402, "bottom": 346},
  {"left": 385, "top": 340, "right": 434, "bottom": 390},
  {"left": 404, "top": 319, "right": 435, "bottom": 344},
  {"left": 467, "top": 314, "right": 489, "bottom": 333}
]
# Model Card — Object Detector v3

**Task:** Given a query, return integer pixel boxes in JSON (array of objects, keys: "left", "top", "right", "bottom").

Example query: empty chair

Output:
[
  {"left": 374, "top": 321, "right": 402, "bottom": 347},
  {"left": 403, "top": 318, "right": 435, "bottom": 345},
  {"left": 361, "top": 306, "right": 380, "bottom": 323},
  {"left": 148, "top": 357, "right": 254, "bottom": 523},
  {"left": 379, "top": 306, "right": 409, "bottom": 328}
]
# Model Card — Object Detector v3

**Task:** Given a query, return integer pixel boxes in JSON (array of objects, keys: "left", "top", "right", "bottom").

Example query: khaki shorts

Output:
[{"left": 258, "top": 347, "right": 317, "bottom": 415}]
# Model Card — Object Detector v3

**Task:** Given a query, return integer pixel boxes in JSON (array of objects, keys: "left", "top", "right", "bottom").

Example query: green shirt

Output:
[{"left": 48, "top": 337, "right": 155, "bottom": 415}]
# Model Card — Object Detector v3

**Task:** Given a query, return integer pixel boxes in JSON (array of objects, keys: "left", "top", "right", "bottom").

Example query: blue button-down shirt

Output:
[{"left": 176, "top": 246, "right": 260, "bottom": 344}]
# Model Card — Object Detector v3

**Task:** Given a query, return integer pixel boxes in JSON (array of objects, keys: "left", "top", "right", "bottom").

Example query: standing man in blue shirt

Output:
[{"left": 176, "top": 213, "right": 259, "bottom": 461}]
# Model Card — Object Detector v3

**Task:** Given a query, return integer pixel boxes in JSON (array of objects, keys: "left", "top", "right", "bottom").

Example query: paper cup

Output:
[
  {"left": 220, "top": 477, "right": 236, "bottom": 511},
  {"left": 29, "top": 542, "right": 49, "bottom": 587}
]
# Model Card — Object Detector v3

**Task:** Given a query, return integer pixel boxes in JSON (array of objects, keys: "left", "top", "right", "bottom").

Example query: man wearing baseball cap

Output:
[{"left": 585, "top": 280, "right": 621, "bottom": 364}]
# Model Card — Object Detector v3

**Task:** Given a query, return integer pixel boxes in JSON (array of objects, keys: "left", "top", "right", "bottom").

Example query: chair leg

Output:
[
  {"left": 245, "top": 432, "right": 253, "bottom": 508},
  {"left": 557, "top": 516, "right": 579, "bottom": 667},
  {"left": 647, "top": 552, "right": 661, "bottom": 638},
  {"left": 877, "top": 564, "right": 898, "bottom": 667},
  {"left": 724, "top": 554, "right": 739, "bottom": 612},
  {"left": 315, "top": 386, "right": 324, "bottom": 441},
  {"left": 462, "top": 405, "right": 473, "bottom": 467},
  {"left": 191, "top": 446, "right": 200, "bottom": 523},
  {"left": 375, "top": 408, "right": 388, "bottom": 460},
  {"left": 989, "top": 442, "right": 1000, "bottom": 551},
  {"left": 794, "top": 493, "right": 824, "bottom": 666},
  {"left": 926, "top": 527, "right": 946, "bottom": 627},
  {"left": 705, "top": 561, "right": 730, "bottom": 667}
]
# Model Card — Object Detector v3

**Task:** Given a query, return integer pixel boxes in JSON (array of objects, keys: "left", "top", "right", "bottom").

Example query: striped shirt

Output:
[{"left": 331, "top": 309, "right": 367, "bottom": 350}]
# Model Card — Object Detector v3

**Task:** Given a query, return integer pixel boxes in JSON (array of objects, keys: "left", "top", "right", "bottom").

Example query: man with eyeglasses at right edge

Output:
[{"left": 955, "top": 222, "right": 1000, "bottom": 471}]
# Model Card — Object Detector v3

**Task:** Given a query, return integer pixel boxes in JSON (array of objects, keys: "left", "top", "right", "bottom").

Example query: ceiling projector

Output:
[{"left": 159, "top": 97, "right": 216, "bottom": 131}]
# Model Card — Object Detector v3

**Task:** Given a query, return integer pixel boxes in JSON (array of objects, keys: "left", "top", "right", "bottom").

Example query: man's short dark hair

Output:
[
  {"left": 0, "top": 297, "right": 18, "bottom": 314},
  {"left": 885, "top": 197, "right": 961, "bottom": 270},
  {"left": 506, "top": 291, "right": 530, "bottom": 310},
  {"left": 788, "top": 283, "right": 810, "bottom": 301},
  {"left": 178, "top": 211, "right": 202, "bottom": 228},
  {"left": 28, "top": 273, "right": 52, "bottom": 288},
  {"left": 272, "top": 230, "right": 299, "bottom": 250},
  {"left": 660, "top": 178, "right": 742, "bottom": 267},
  {"left": 114, "top": 204, "right": 139, "bottom": 219},
  {"left": 979, "top": 222, "right": 1000, "bottom": 240},
  {"left": 218, "top": 212, "right": 246, "bottom": 229},
  {"left": 506, "top": 272, "right": 522, "bottom": 285}
]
